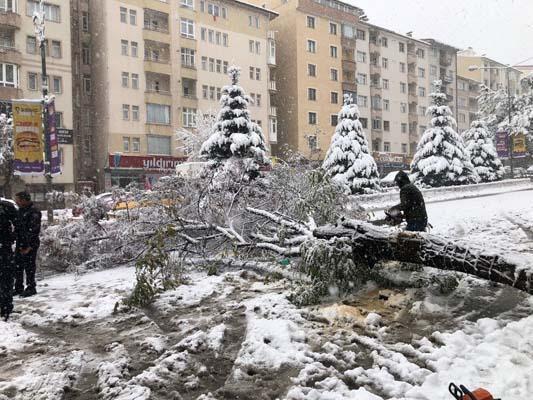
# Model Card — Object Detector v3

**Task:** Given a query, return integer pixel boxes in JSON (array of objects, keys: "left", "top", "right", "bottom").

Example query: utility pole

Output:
[
  {"left": 506, "top": 68, "right": 514, "bottom": 179},
  {"left": 33, "top": 0, "right": 54, "bottom": 223}
]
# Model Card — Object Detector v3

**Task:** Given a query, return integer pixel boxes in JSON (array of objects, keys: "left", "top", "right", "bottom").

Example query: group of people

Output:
[{"left": 0, "top": 192, "right": 42, "bottom": 322}]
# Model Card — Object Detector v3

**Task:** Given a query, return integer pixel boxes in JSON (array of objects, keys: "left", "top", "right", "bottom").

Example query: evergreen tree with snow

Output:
[
  {"left": 322, "top": 94, "right": 380, "bottom": 194},
  {"left": 200, "top": 66, "right": 269, "bottom": 180},
  {"left": 463, "top": 120, "right": 504, "bottom": 182},
  {"left": 411, "top": 80, "right": 479, "bottom": 187}
]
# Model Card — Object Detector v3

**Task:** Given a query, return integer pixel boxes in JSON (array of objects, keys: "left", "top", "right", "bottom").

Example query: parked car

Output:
[
  {"left": 526, "top": 165, "right": 533, "bottom": 177},
  {"left": 72, "top": 192, "right": 115, "bottom": 217},
  {"left": 380, "top": 170, "right": 411, "bottom": 187},
  {"left": 514, "top": 167, "right": 527, "bottom": 178}
]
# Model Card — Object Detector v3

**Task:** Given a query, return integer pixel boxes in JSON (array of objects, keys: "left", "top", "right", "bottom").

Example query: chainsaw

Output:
[{"left": 449, "top": 383, "right": 500, "bottom": 400}]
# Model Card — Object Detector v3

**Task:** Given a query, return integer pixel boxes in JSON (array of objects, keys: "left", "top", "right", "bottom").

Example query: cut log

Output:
[{"left": 313, "top": 219, "right": 533, "bottom": 295}]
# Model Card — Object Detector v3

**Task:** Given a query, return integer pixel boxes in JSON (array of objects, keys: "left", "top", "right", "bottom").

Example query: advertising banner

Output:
[
  {"left": 496, "top": 131, "right": 509, "bottom": 159},
  {"left": 108, "top": 154, "right": 186, "bottom": 170},
  {"left": 496, "top": 131, "right": 528, "bottom": 159},
  {"left": 45, "top": 100, "right": 61, "bottom": 175},
  {"left": 12, "top": 100, "right": 44, "bottom": 175},
  {"left": 511, "top": 133, "right": 527, "bottom": 159}
]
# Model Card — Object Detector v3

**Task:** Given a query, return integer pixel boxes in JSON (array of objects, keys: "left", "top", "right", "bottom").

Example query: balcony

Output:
[
  {"left": 269, "top": 106, "right": 277, "bottom": 117},
  {"left": 268, "top": 80, "right": 277, "bottom": 92},
  {"left": 145, "top": 72, "right": 171, "bottom": 101},
  {"left": 0, "top": 11, "right": 21, "bottom": 29},
  {"left": 268, "top": 53, "right": 276, "bottom": 67},
  {"left": 342, "top": 59, "right": 356, "bottom": 73},
  {"left": 342, "top": 81, "right": 357, "bottom": 93},
  {"left": 341, "top": 36, "right": 356, "bottom": 49},
  {"left": 439, "top": 53, "right": 452, "bottom": 67},
  {"left": 267, "top": 30, "right": 275, "bottom": 40},
  {"left": 0, "top": 44, "right": 21, "bottom": 65}
]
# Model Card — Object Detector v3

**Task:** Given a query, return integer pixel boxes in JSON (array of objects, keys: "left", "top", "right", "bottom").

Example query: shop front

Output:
[
  {"left": 372, "top": 152, "right": 411, "bottom": 176},
  {"left": 105, "top": 154, "right": 187, "bottom": 190}
]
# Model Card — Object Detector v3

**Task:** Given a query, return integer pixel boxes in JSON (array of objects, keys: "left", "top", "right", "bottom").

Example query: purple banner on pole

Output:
[
  {"left": 46, "top": 100, "right": 61, "bottom": 175},
  {"left": 496, "top": 131, "right": 509, "bottom": 159}
]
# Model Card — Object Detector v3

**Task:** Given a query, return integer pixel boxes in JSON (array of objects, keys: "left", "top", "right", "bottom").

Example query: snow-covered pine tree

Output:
[
  {"left": 463, "top": 120, "right": 504, "bottom": 182},
  {"left": 411, "top": 80, "right": 479, "bottom": 187},
  {"left": 322, "top": 94, "right": 380, "bottom": 194},
  {"left": 200, "top": 66, "right": 269, "bottom": 180}
]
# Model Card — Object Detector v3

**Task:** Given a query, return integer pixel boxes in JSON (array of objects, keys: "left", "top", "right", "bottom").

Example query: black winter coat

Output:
[
  {"left": 398, "top": 183, "right": 427, "bottom": 224},
  {"left": 0, "top": 201, "right": 17, "bottom": 249},
  {"left": 16, "top": 203, "right": 42, "bottom": 250}
]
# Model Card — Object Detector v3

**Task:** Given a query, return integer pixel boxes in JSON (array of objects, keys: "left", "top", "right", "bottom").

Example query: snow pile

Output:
[
  {"left": 200, "top": 66, "right": 269, "bottom": 180},
  {"left": 411, "top": 80, "right": 479, "bottom": 187},
  {"left": 0, "top": 321, "right": 34, "bottom": 354},
  {"left": 322, "top": 94, "right": 380, "bottom": 194},
  {"left": 463, "top": 120, "right": 505, "bottom": 182},
  {"left": 233, "top": 293, "right": 312, "bottom": 378}
]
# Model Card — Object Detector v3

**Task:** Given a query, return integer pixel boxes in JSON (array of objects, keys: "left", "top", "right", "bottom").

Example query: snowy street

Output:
[{"left": 1, "top": 190, "right": 533, "bottom": 400}]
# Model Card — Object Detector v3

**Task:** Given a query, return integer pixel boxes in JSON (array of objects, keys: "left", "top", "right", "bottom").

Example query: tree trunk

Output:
[{"left": 314, "top": 220, "right": 533, "bottom": 295}]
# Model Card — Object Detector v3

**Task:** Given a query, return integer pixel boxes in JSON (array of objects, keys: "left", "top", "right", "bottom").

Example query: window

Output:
[
  {"left": 83, "top": 75, "right": 91, "bottom": 94},
  {"left": 418, "top": 67, "right": 425, "bottom": 78},
  {"left": 256, "top": 94, "right": 261, "bottom": 107},
  {"left": 223, "top": 61, "right": 228, "bottom": 74},
  {"left": 55, "top": 112, "right": 63, "bottom": 128},
  {"left": 357, "top": 51, "right": 366, "bottom": 63},
  {"left": 330, "top": 68, "right": 338, "bottom": 81},
  {"left": 181, "top": 0, "right": 194, "bottom": 8},
  {"left": 82, "top": 45, "right": 91, "bottom": 64},
  {"left": 307, "top": 40, "right": 316, "bottom": 53},
  {"left": 202, "top": 85, "right": 208, "bottom": 99},
  {"left": 381, "top": 37, "right": 388, "bottom": 47},
  {"left": 216, "top": 59, "right": 222, "bottom": 73},
  {"left": 372, "top": 119, "right": 382, "bottom": 130},
  {"left": 255, "top": 68, "right": 261, "bottom": 81},
  {"left": 129, "top": 9, "right": 137, "bottom": 25},
  {"left": 371, "top": 96, "right": 381, "bottom": 109},
  {"left": 382, "top": 79, "right": 389, "bottom": 89},
  {"left": 222, "top": 7, "right": 227, "bottom": 18},
  {"left": 400, "top": 82, "right": 406, "bottom": 93},
  {"left": 122, "top": 104, "right": 130, "bottom": 120},
  {"left": 131, "top": 42, "right": 138, "bottom": 57},
  {"left": 132, "top": 106, "right": 140, "bottom": 121},
  {"left": 331, "top": 115, "right": 338, "bottom": 126},
  {"left": 123, "top": 137, "right": 130, "bottom": 152},
  {"left": 384, "top": 142, "right": 390, "bottom": 152},
  {"left": 131, "top": 73, "right": 139, "bottom": 89},
  {"left": 120, "top": 7, "right": 127, "bottom": 23},
  {"left": 209, "top": 58, "right": 215, "bottom": 72},
  {"left": 357, "top": 95, "right": 367, "bottom": 108},
  {"left": 52, "top": 76, "right": 62, "bottom": 93},
  {"left": 51, "top": 40, "right": 61, "bottom": 58},
  {"left": 307, "top": 16, "right": 315, "bottom": 28},
  {"left": 419, "top": 125, "right": 426, "bottom": 135},
  {"left": 27, "top": 1, "right": 60, "bottom": 22},
  {"left": 82, "top": 12, "right": 89, "bottom": 31},
  {"left": 132, "top": 137, "right": 140, "bottom": 152},
  {"left": 308, "top": 112, "right": 317, "bottom": 125},
  {"left": 418, "top": 87, "right": 426, "bottom": 97},
  {"left": 180, "top": 18, "right": 195, "bottom": 38},
  {"left": 216, "top": 87, "right": 222, "bottom": 100},
  {"left": 430, "top": 65, "right": 437, "bottom": 76},
  {"left": 183, "top": 108, "right": 197, "bottom": 127},
  {"left": 330, "top": 22, "right": 337, "bottom": 35},
  {"left": 331, "top": 92, "right": 338, "bottom": 104},
  {"left": 459, "top": 113, "right": 466, "bottom": 123},
  {"left": 121, "top": 40, "right": 128, "bottom": 56},
  {"left": 383, "top": 99, "right": 390, "bottom": 111},
  {"left": 330, "top": 45, "right": 338, "bottom": 58},
  {"left": 308, "top": 88, "right": 317, "bottom": 101},
  {"left": 216, "top": 32, "right": 221, "bottom": 45},
  {"left": 209, "top": 86, "right": 215, "bottom": 100},
  {"left": 419, "top": 106, "right": 427, "bottom": 116},
  {"left": 181, "top": 48, "right": 195, "bottom": 67},
  {"left": 26, "top": 36, "right": 37, "bottom": 54},
  {"left": 360, "top": 117, "right": 368, "bottom": 129},
  {"left": 201, "top": 28, "right": 206, "bottom": 41},
  {"left": 222, "top": 34, "right": 228, "bottom": 47},
  {"left": 201, "top": 57, "right": 207, "bottom": 70},
  {"left": 400, "top": 103, "right": 407, "bottom": 113},
  {"left": 121, "top": 72, "right": 129, "bottom": 87},
  {"left": 399, "top": 62, "right": 406, "bottom": 73},
  {"left": 28, "top": 72, "right": 38, "bottom": 90},
  {"left": 416, "top": 49, "right": 425, "bottom": 58},
  {"left": 384, "top": 121, "right": 390, "bottom": 131},
  {"left": 382, "top": 57, "right": 388, "bottom": 69},
  {"left": 146, "top": 103, "right": 171, "bottom": 124},
  {"left": 308, "top": 64, "right": 316, "bottom": 77},
  {"left": 356, "top": 29, "right": 366, "bottom": 40},
  {"left": 208, "top": 29, "right": 214, "bottom": 43},
  {"left": 399, "top": 42, "right": 405, "bottom": 53},
  {"left": 147, "top": 136, "right": 171, "bottom": 155},
  {"left": 249, "top": 40, "right": 254, "bottom": 53},
  {"left": 401, "top": 123, "right": 407, "bottom": 133}
]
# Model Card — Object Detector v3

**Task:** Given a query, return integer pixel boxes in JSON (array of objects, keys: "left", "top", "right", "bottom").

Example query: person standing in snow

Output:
[
  {"left": 390, "top": 171, "right": 428, "bottom": 232},
  {"left": 13, "top": 192, "right": 42, "bottom": 298},
  {"left": 0, "top": 198, "right": 17, "bottom": 321}
]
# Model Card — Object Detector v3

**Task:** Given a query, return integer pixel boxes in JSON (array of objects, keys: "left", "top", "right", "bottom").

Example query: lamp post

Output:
[
  {"left": 468, "top": 64, "right": 515, "bottom": 178},
  {"left": 33, "top": 0, "right": 54, "bottom": 223}
]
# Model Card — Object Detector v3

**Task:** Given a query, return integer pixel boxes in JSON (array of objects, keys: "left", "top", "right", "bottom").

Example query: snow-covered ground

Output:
[{"left": 2, "top": 191, "right": 533, "bottom": 399}]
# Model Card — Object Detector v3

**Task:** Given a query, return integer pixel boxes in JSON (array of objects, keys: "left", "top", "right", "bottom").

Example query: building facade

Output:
[
  {"left": 85, "top": 0, "right": 277, "bottom": 191},
  {"left": 456, "top": 75, "right": 480, "bottom": 133},
  {"left": 0, "top": 0, "right": 75, "bottom": 199}
]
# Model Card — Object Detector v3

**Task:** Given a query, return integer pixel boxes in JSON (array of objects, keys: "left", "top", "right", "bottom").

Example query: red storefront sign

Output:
[{"left": 109, "top": 154, "right": 187, "bottom": 171}]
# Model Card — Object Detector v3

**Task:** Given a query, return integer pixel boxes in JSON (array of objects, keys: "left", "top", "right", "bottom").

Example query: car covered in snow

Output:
[
  {"left": 527, "top": 165, "right": 533, "bottom": 177},
  {"left": 380, "top": 170, "right": 411, "bottom": 187}
]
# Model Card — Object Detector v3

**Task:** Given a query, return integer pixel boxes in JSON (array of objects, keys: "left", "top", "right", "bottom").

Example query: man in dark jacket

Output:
[
  {"left": 14, "top": 192, "right": 42, "bottom": 298},
  {"left": 391, "top": 171, "right": 428, "bottom": 232},
  {"left": 0, "top": 199, "right": 17, "bottom": 321}
]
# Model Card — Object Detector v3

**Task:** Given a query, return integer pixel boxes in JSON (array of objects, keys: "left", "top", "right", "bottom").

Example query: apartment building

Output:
[
  {"left": 86, "top": 0, "right": 277, "bottom": 190},
  {"left": 456, "top": 76, "right": 480, "bottom": 133},
  {"left": 0, "top": 0, "right": 75, "bottom": 199},
  {"left": 458, "top": 47, "right": 522, "bottom": 95}
]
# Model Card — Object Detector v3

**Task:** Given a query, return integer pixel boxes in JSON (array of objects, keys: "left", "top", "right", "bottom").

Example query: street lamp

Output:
[{"left": 468, "top": 64, "right": 515, "bottom": 178}]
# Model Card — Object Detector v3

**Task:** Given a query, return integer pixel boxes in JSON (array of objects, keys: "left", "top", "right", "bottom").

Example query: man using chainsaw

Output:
[{"left": 388, "top": 171, "right": 428, "bottom": 232}]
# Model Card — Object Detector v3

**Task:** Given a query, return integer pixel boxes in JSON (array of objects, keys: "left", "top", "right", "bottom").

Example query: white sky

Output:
[{"left": 347, "top": 0, "right": 533, "bottom": 66}]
